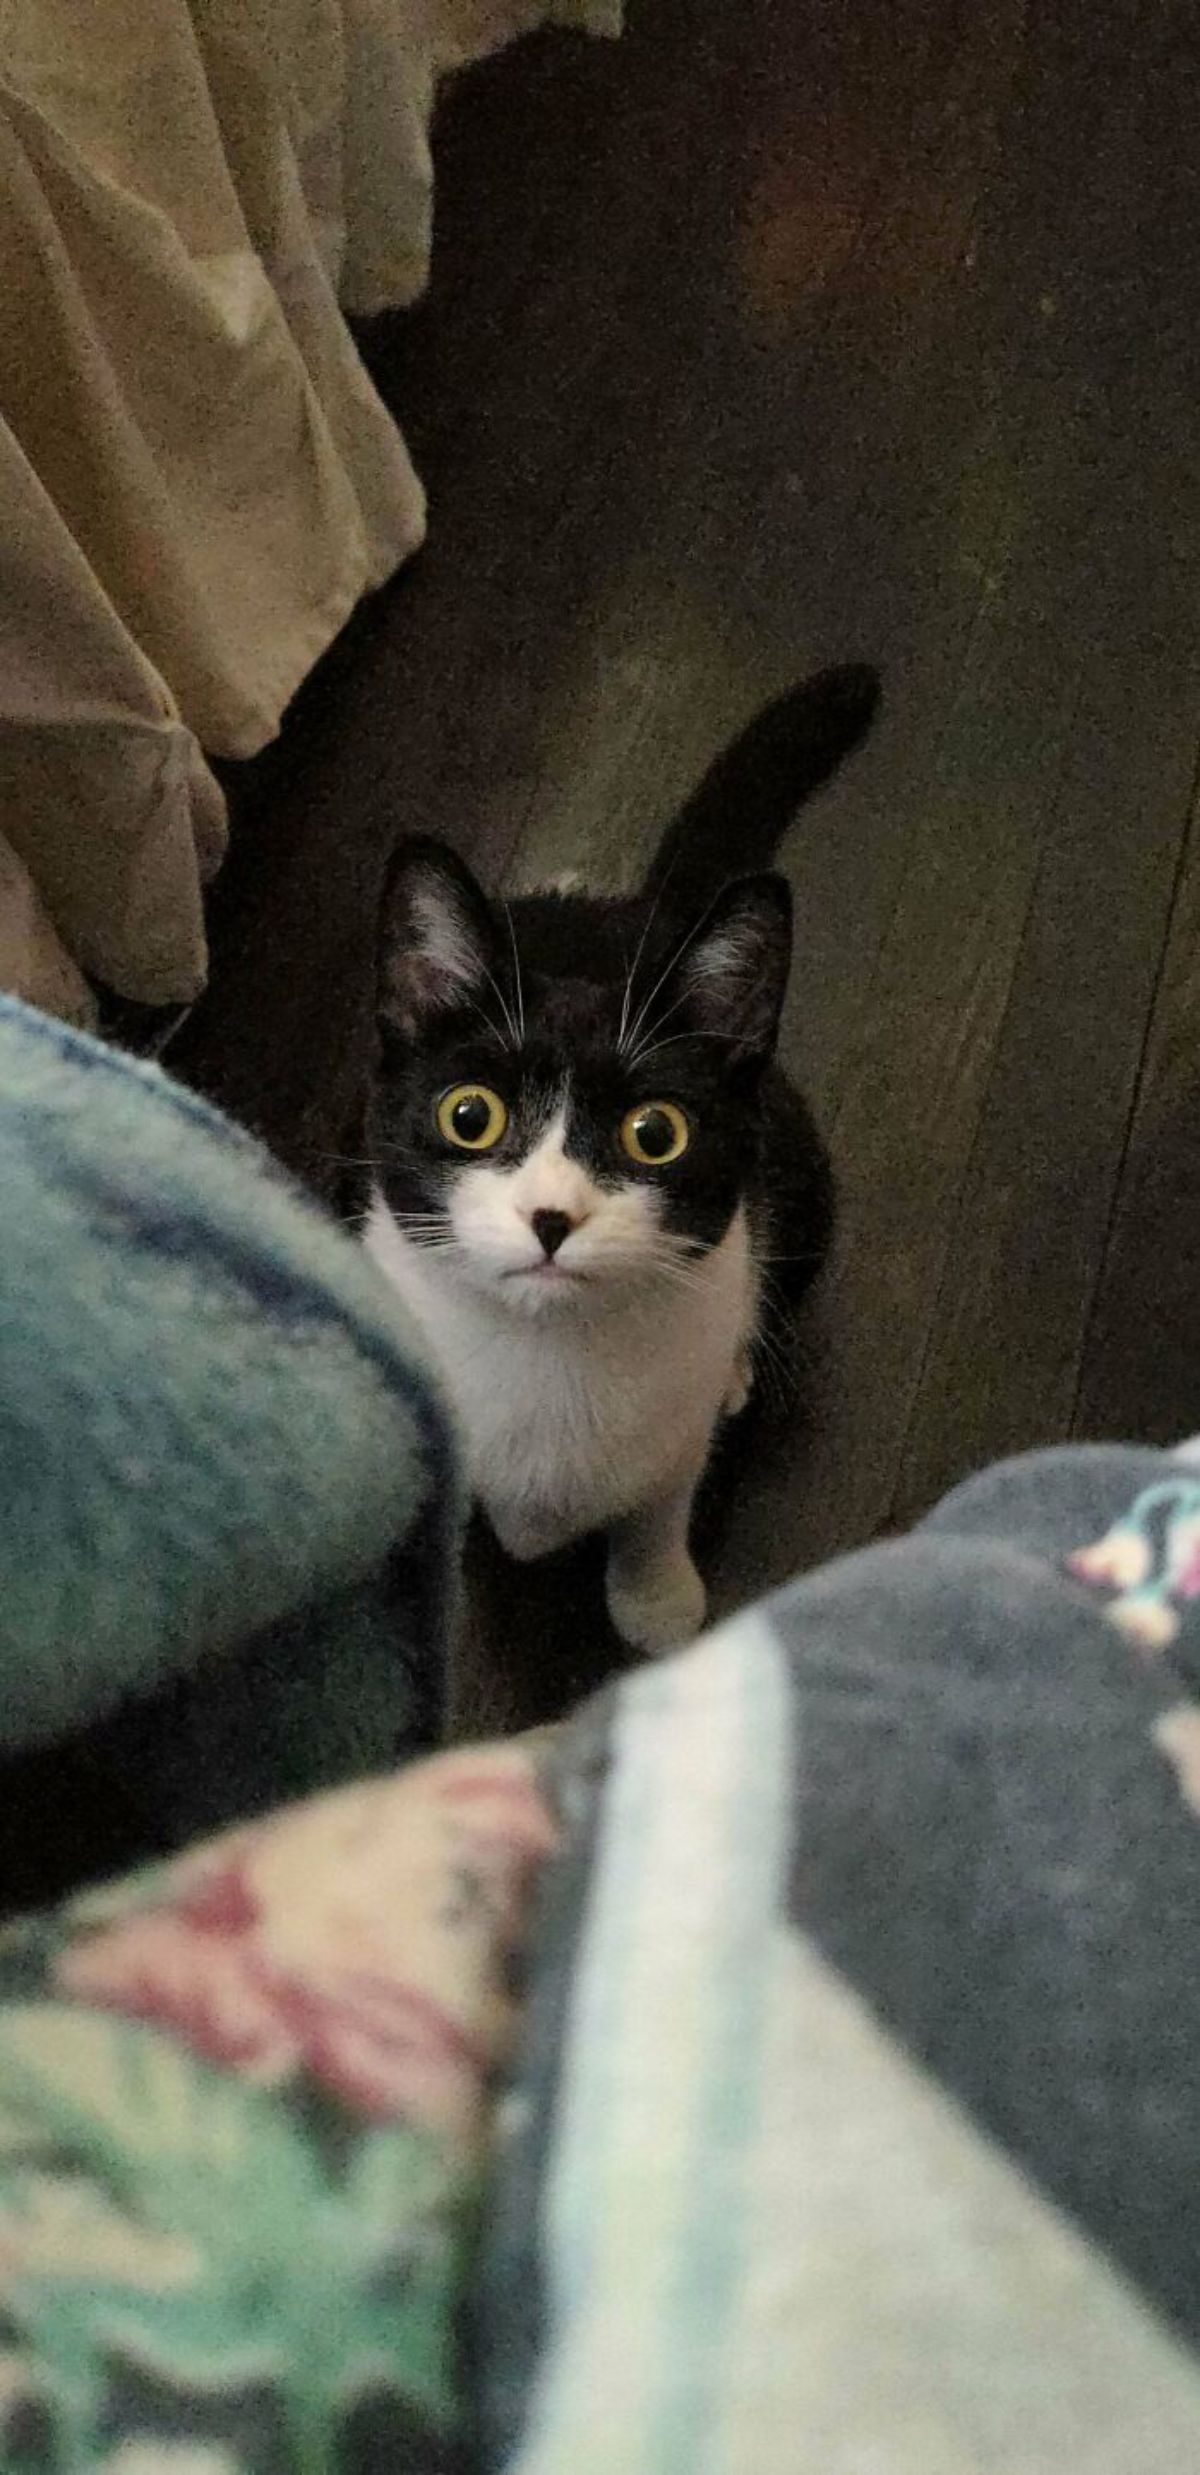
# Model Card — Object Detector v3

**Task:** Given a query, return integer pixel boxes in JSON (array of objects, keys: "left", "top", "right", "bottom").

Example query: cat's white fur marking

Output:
[
  {"left": 364, "top": 1115, "right": 758, "bottom": 1652},
  {"left": 409, "top": 883, "right": 480, "bottom": 996},
  {"left": 684, "top": 929, "right": 747, "bottom": 988}
]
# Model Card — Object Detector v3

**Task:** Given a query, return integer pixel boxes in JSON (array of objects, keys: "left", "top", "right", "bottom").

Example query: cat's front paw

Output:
[{"left": 606, "top": 1553, "right": 707, "bottom": 1658}]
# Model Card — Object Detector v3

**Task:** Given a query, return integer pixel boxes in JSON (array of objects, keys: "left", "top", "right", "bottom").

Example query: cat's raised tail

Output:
[{"left": 641, "top": 662, "right": 880, "bottom": 908}]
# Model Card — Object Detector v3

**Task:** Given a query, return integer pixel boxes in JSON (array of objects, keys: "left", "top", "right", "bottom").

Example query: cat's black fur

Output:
[{"left": 368, "top": 665, "right": 878, "bottom": 1324}]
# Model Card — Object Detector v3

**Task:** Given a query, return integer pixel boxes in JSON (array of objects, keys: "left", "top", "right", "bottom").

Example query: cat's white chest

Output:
[{"left": 364, "top": 1193, "right": 756, "bottom": 1558}]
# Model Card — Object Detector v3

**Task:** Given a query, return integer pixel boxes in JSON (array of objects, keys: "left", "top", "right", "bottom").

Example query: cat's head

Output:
[{"left": 369, "top": 839, "right": 792, "bottom": 1314}]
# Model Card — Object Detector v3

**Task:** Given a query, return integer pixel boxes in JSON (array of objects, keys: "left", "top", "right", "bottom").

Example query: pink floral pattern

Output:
[
  {"left": 57, "top": 1744, "right": 558, "bottom": 2138},
  {"left": 1066, "top": 1475, "right": 1200, "bottom": 1825},
  {"left": 1067, "top": 1479, "right": 1200, "bottom": 1654}
]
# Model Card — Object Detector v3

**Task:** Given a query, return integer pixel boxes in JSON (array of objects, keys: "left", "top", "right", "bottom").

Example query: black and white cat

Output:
[{"left": 364, "top": 664, "right": 878, "bottom": 1654}]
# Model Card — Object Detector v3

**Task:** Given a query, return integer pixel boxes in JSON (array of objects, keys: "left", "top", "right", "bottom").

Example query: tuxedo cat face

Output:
[{"left": 369, "top": 840, "right": 792, "bottom": 1315}]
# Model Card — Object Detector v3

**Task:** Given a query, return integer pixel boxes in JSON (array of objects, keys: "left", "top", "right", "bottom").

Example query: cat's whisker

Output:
[
  {"left": 623, "top": 1027, "right": 731, "bottom": 1070},
  {"left": 748, "top": 1313, "right": 799, "bottom": 1406},
  {"left": 462, "top": 996, "right": 514, "bottom": 1051},
  {"left": 480, "top": 968, "right": 520, "bottom": 1053},
  {"left": 638, "top": 1251, "right": 718, "bottom": 1299},
  {"left": 621, "top": 907, "right": 710, "bottom": 1062},
  {"left": 617, "top": 837, "right": 700, "bottom": 1058},
  {"left": 754, "top": 1315, "right": 796, "bottom": 1375},
  {"left": 754, "top": 1358, "right": 794, "bottom": 1415},
  {"left": 618, "top": 881, "right": 669, "bottom": 1057},
  {"left": 624, "top": 986, "right": 697, "bottom": 1066},
  {"left": 503, "top": 904, "right": 527, "bottom": 1046}
]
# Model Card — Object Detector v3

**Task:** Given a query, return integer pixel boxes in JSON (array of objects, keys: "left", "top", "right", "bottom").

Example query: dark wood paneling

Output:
[
  {"left": 1073, "top": 769, "right": 1200, "bottom": 1447},
  {"left": 172, "top": 0, "right": 1200, "bottom": 1723}
]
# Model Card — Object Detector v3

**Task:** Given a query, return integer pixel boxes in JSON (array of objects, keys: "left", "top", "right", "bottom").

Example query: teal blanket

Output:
[{"left": 0, "top": 997, "right": 462, "bottom": 1892}]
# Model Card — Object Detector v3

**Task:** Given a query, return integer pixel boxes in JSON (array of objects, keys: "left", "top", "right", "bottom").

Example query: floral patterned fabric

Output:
[
  {"left": 1068, "top": 1475, "right": 1200, "bottom": 1651},
  {"left": 0, "top": 1742, "right": 557, "bottom": 2474},
  {"left": 1067, "top": 1466, "right": 1200, "bottom": 1823}
]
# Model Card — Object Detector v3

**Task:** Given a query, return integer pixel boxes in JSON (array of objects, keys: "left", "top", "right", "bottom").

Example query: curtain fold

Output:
[{"left": 0, "top": 0, "right": 617, "bottom": 1019}]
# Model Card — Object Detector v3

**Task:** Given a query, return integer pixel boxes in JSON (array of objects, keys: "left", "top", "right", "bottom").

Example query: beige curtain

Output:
[{"left": 0, "top": 0, "right": 618, "bottom": 1024}]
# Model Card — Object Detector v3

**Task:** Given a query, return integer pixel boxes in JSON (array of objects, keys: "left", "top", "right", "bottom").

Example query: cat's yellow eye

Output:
[
  {"left": 437, "top": 1084, "right": 509, "bottom": 1152},
  {"left": 620, "top": 1100, "right": 690, "bottom": 1166}
]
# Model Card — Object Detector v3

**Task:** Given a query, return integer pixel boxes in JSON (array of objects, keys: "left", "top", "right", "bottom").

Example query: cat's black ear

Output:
[
  {"left": 377, "top": 839, "right": 499, "bottom": 1037},
  {"left": 676, "top": 872, "right": 793, "bottom": 1056}
]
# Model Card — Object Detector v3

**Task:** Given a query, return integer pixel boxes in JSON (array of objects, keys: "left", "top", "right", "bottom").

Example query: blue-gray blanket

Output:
[{"left": 0, "top": 996, "right": 462, "bottom": 1891}]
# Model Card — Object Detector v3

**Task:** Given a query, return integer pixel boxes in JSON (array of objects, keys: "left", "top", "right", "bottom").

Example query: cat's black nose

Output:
[{"left": 532, "top": 1208, "right": 574, "bottom": 1259}]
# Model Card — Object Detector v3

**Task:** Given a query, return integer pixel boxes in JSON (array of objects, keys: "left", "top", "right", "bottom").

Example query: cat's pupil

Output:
[
  {"left": 454, "top": 1094, "right": 492, "bottom": 1142},
  {"left": 634, "top": 1107, "right": 676, "bottom": 1160}
]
